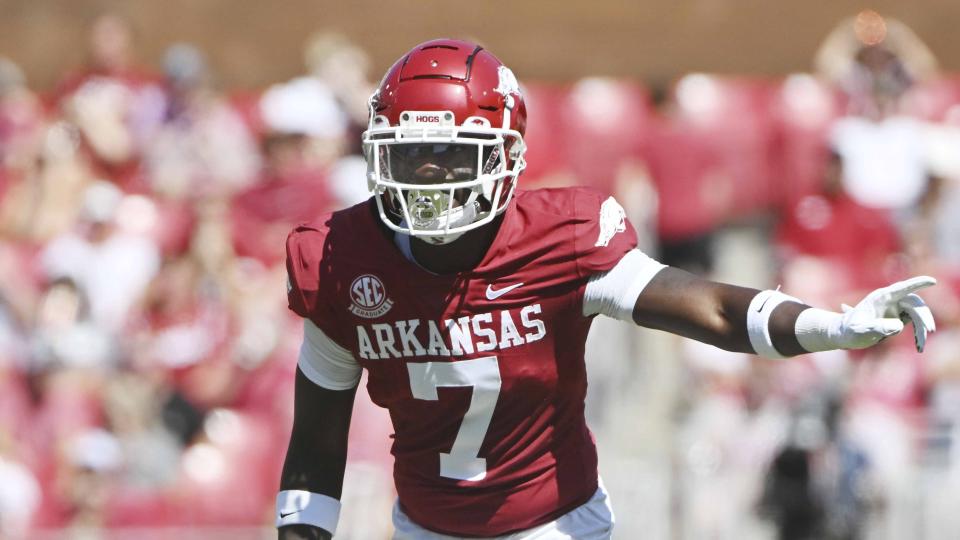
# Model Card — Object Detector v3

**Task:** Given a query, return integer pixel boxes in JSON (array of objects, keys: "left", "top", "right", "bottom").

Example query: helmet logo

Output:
[
  {"left": 349, "top": 274, "right": 395, "bottom": 318},
  {"left": 495, "top": 66, "right": 521, "bottom": 97}
]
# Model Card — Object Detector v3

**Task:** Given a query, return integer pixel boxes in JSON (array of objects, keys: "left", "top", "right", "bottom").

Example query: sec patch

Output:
[{"left": 349, "top": 274, "right": 395, "bottom": 319}]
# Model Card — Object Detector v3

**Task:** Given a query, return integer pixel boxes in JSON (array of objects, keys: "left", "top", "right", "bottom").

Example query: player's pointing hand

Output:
[{"left": 797, "top": 276, "right": 937, "bottom": 353}]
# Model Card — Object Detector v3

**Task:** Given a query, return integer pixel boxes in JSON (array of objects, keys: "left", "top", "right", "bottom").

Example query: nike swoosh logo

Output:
[
  {"left": 757, "top": 286, "right": 783, "bottom": 312},
  {"left": 486, "top": 282, "right": 524, "bottom": 300},
  {"left": 279, "top": 510, "right": 300, "bottom": 519}
]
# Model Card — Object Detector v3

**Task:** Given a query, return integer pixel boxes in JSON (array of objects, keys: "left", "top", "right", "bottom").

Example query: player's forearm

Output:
[
  {"left": 277, "top": 370, "right": 357, "bottom": 537},
  {"left": 702, "top": 282, "right": 810, "bottom": 356},
  {"left": 276, "top": 440, "right": 345, "bottom": 539},
  {"left": 766, "top": 300, "right": 810, "bottom": 356},
  {"left": 278, "top": 524, "right": 333, "bottom": 540},
  {"left": 279, "top": 432, "right": 349, "bottom": 496},
  {"left": 279, "top": 371, "right": 355, "bottom": 496},
  {"left": 633, "top": 267, "right": 810, "bottom": 355}
]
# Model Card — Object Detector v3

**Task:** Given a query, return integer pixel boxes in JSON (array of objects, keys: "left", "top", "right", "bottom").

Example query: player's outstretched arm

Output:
[
  {"left": 277, "top": 368, "right": 357, "bottom": 540},
  {"left": 279, "top": 524, "right": 332, "bottom": 540},
  {"left": 632, "top": 267, "right": 936, "bottom": 357}
]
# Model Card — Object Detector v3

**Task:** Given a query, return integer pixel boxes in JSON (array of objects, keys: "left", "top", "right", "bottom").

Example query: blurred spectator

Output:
[
  {"left": 641, "top": 81, "right": 733, "bottom": 274},
  {"left": 759, "top": 445, "right": 824, "bottom": 540},
  {"left": 40, "top": 181, "right": 161, "bottom": 334},
  {"left": 816, "top": 10, "right": 938, "bottom": 118},
  {"left": 29, "top": 277, "right": 113, "bottom": 372},
  {"left": 100, "top": 373, "right": 180, "bottom": 490},
  {"left": 562, "top": 78, "right": 652, "bottom": 194},
  {"left": 261, "top": 31, "right": 375, "bottom": 208},
  {"left": 326, "top": 154, "right": 372, "bottom": 208},
  {"left": 0, "top": 437, "right": 40, "bottom": 538},
  {"left": 818, "top": 12, "right": 942, "bottom": 219},
  {"left": 229, "top": 76, "right": 345, "bottom": 265},
  {"left": 259, "top": 75, "right": 348, "bottom": 150},
  {"left": 304, "top": 31, "right": 375, "bottom": 154},
  {"left": 918, "top": 110, "right": 960, "bottom": 265},
  {"left": 0, "top": 74, "right": 90, "bottom": 242},
  {"left": 841, "top": 340, "right": 929, "bottom": 538},
  {"left": 128, "top": 254, "right": 236, "bottom": 409},
  {"left": 828, "top": 107, "right": 936, "bottom": 214},
  {"left": 56, "top": 13, "right": 164, "bottom": 191},
  {"left": 145, "top": 44, "right": 260, "bottom": 200},
  {"left": 0, "top": 242, "right": 36, "bottom": 366},
  {"left": 58, "top": 427, "right": 123, "bottom": 529},
  {"left": 772, "top": 73, "right": 843, "bottom": 205},
  {"left": 776, "top": 156, "right": 902, "bottom": 289},
  {"left": 0, "top": 58, "right": 45, "bottom": 199}
]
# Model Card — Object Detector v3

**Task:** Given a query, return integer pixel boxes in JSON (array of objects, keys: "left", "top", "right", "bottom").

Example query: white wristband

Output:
[
  {"left": 747, "top": 289, "right": 802, "bottom": 359},
  {"left": 276, "top": 490, "right": 341, "bottom": 534},
  {"left": 794, "top": 307, "right": 844, "bottom": 352}
]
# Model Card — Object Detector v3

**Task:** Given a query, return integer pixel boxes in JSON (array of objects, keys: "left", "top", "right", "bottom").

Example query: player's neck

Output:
[{"left": 408, "top": 215, "right": 503, "bottom": 275}]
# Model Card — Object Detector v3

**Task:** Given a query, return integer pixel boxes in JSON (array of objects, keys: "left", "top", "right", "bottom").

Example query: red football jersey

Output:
[{"left": 286, "top": 187, "right": 637, "bottom": 537}]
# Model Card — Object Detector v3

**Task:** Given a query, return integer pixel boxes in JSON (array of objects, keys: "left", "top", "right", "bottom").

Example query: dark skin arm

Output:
[
  {"left": 633, "top": 266, "right": 809, "bottom": 356},
  {"left": 278, "top": 368, "right": 358, "bottom": 540}
]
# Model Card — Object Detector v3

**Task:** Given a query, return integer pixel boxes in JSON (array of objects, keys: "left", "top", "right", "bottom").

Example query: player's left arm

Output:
[
  {"left": 577, "top": 192, "right": 936, "bottom": 357},
  {"left": 584, "top": 251, "right": 937, "bottom": 357},
  {"left": 632, "top": 266, "right": 937, "bottom": 357}
]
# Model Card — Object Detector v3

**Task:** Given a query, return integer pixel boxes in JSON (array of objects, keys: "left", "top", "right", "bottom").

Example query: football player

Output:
[{"left": 277, "top": 39, "right": 936, "bottom": 540}]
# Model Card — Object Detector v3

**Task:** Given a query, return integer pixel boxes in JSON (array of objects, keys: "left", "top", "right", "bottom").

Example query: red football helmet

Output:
[{"left": 363, "top": 39, "right": 527, "bottom": 243}]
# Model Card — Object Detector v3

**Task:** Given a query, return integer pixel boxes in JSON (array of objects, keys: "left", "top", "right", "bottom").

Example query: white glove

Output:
[{"left": 795, "top": 276, "right": 937, "bottom": 353}]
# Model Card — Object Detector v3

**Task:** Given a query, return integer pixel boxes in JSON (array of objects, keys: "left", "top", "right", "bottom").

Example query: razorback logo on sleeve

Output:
[{"left": 594, "top": 196, "right": 627, "bottom": 247}]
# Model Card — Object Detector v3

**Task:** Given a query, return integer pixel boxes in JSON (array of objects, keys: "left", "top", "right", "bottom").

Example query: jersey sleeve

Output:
[
  {"left": 572, "top": 190, "right": 639, "bottom": 278},
  {"left": 285, "top": 226, "right": 324, "bottom": 320},
  {"left": 285, "top": 223, "right": 354, "bottom": 351}
]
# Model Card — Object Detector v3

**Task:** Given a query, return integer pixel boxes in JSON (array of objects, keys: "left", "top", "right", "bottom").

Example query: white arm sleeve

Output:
[
  {"left": 298, "top": 319, "right": 362, "bottom": 390},
  {"left": 583, "top": 249, "right": 667, "bottom": 320}
]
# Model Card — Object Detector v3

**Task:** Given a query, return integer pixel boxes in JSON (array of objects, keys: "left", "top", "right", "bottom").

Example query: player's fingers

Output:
[
  {"left": 841, "top": 303, "right": 854, "bottom": 313},
  {"left": 876, "top": 318, "right": 905, "bottom": 336},
  {"left": 898, "top": 294, "right": 935, "bottom": 353},
  {"left": 857, "top": 318, "right": 904, "bottom": 336},
  {"left": 899, "top": 294, "right": 937, "bottom": 333},
  {"left": 883, "top": 276, "right": 938, "bottom": 301},
  {"left": 843, "top": 318, "right": 902, "bottom": 349},
  {"left": 915, "top": 322, "right": 928, "bottom": 352},
  {"left": 900, "top": 310, "right": 930, "bottom": 352}
]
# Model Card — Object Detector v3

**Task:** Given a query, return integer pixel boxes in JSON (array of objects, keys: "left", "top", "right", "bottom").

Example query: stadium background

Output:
[{"left": 1, "top": 1, "right": 960, "bottom": 538}]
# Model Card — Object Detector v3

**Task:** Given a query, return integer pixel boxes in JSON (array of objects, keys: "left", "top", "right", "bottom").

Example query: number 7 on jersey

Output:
[{"left": 406, "top": 356, "right": 502, "bottom": 481}]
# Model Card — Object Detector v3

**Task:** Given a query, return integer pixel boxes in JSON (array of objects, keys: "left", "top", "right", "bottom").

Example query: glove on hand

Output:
[{"left": 796, "top": 276, "right": 937, "bottom": 352}]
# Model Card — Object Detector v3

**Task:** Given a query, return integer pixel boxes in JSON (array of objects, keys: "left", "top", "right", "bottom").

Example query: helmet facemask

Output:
[{"left": 364, "top": 112, "right": 526, "bottom": 244}]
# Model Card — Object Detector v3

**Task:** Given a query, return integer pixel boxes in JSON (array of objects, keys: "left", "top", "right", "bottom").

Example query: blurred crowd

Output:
[{"left": 0, "top": 9, "right": 959, "bottom": 539}]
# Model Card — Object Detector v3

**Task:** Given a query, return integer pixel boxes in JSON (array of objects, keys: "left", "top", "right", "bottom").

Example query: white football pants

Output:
[{"left": 391, "top": 481, "right": 614, "bottom": 540}]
